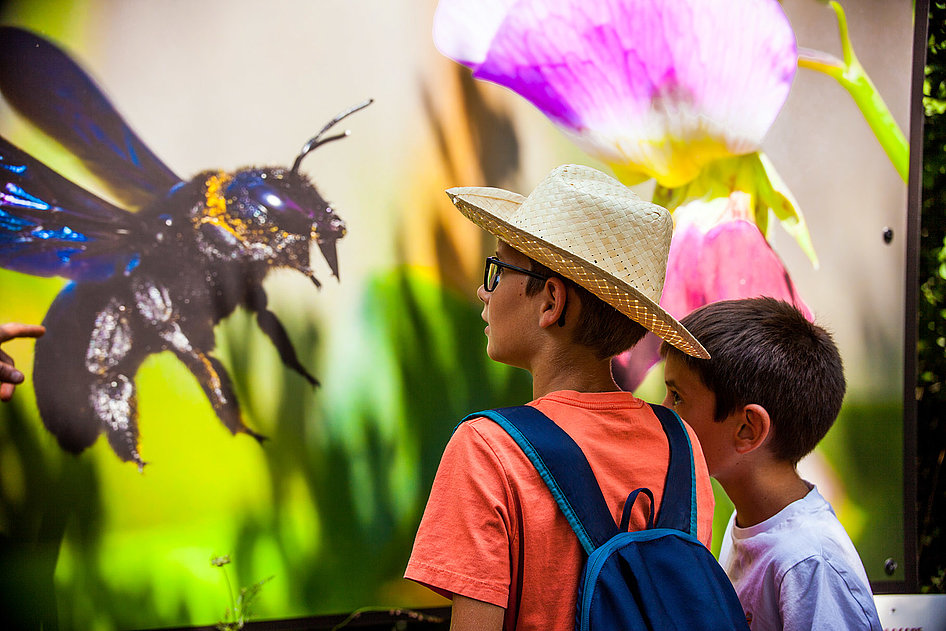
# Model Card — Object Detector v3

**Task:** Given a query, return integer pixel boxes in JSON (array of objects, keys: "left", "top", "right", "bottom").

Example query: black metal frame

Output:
[{"left": 877, "top": 0, "right": 929, "bottom": 595}]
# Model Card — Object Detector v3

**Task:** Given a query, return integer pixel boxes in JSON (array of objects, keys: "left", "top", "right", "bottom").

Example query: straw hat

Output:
[{"left": 447, "top": 164, "right": 709, "bottom": 358}]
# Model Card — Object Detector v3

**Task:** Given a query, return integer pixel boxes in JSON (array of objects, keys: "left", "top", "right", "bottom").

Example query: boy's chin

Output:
[{"left": 485, "top": 345, "right": 525, "bottom": 371}]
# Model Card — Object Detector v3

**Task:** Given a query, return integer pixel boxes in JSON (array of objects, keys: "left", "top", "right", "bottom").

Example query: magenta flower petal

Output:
[
  {"left": 702, "top": 221, "right": 811, "bottom": 320},
  {"left": 432, "top": 0, "right": 518, "bottom": 67},
  {"left": 661, "top": 200, "right": 812, "bottom": 321},
  {"left": 433, "top": 0, "right": 797, "bottom": 187},
  {"left": 660, "top": 214, "right": 708, "bottom": 320}
]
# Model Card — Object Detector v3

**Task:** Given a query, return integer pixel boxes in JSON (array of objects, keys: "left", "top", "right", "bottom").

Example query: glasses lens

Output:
[{"left": 486, "top": 259, "right": 501, "bottom": 291}]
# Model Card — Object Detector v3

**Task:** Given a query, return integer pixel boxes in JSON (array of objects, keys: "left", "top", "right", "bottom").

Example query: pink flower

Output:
[
  {"left": 662, "top": 192, "right": 811, "bottom": 321},
  {"left": 433, "top": 0, "right": 797, "bottom": 187},
  {"left": 614, "top": 192, "right": 811, "bottom": 391}
]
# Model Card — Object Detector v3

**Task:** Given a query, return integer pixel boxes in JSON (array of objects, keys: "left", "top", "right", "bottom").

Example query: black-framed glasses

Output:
[{"left": 483, "top": 256, "right": 548, "bottom": 292}]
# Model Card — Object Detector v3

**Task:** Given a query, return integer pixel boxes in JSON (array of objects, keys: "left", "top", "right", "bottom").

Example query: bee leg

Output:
[
  {"left": 132, "top": 279, "right": 262, "bottom": 444},
  {"left": 171, "top": 340, "right": 265, "bottom": 443},
  {"left": 93, "top": 371, "right": 146, "bottom": 469},
  {"left": 35, "top": 287, "right": 147, "bottom": 467},
  {"left": 246, "top": 285, "right": 318, "bottom": 386}
]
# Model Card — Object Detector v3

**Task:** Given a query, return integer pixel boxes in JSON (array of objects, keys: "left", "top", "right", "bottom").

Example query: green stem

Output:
[
  {"left": 835, "top": 0, "right": 855, "bottom": 67},
  {"left": 798, "top": 1, "right": 909, "bottom": 183},
  {"left": 797, "top": 48, "right": 843, "bottom": 80},
  {"left": 223, "top": 568, "right": 237, "bottom": 626}
]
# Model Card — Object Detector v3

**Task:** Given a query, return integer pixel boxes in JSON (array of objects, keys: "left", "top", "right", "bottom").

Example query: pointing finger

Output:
[{"left": 0, "top": 323, "right": 46, "bottom": 343}]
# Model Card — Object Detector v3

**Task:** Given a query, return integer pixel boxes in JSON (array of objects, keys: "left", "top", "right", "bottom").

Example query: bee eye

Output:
[
  {"left": 248, "top": 183, "right": 289, "bottom": 213},
  {"left": 233, "top": 178, "right": 312, "bottom": 235}
]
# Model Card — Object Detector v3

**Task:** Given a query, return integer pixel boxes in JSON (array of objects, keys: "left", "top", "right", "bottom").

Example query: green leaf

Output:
[{"left": 754, "top": 153, "right": 819, "bottom": 268}]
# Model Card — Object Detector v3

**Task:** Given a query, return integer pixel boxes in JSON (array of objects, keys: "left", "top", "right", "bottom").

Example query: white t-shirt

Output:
[{"left": 719, "top": 484, "right": 882, "bottom": 631}]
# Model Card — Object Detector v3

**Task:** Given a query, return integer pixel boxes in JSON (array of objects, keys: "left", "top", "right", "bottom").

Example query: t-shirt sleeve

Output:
[
  {"left": 778, "top": 556, "right": 882, "bottom": 631},
  {"left": 404, "top": 420, "right": 515, "bottom": 608}
]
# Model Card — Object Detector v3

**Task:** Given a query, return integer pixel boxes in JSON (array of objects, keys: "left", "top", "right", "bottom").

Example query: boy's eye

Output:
[{"left": 667, "top": 389, "right": 682, "bottom": 407}]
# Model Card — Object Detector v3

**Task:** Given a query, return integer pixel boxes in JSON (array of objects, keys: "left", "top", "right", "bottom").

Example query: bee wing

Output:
[
  {"left": 0, "top": 27, "right": 181, "bottom": 209},
  {"left": 0, "top": 136, "right": 144, "bottom": 281}
]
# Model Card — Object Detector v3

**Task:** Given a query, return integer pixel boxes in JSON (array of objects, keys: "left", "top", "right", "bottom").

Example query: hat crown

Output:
[{"left": 508, "top": 164, "right": 672, "bottom": 301}]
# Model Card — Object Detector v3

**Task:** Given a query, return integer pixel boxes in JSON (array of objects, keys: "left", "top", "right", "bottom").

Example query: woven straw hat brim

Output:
[{"left": 448, "top": 187, "right": 709, "bottom": 359}]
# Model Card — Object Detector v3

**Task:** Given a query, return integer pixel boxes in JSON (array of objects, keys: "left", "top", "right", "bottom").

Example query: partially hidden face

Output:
[
  {"left": 477, "top": 242, "right": 546, "bottom": 369},
  {"left": 662, "top": 353, "right": 740, "bottom": 478}
]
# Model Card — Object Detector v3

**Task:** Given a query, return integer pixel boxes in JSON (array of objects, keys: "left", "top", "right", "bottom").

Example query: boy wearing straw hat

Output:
[{"left": 405, "top": 164, "right": 716, "bottom": 631}]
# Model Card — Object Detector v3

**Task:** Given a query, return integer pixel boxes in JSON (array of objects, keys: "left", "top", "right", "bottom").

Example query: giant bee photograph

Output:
[
  {"left": 0, "top": 26, "right": 370, "bottom": 467},
  {"left": 0, "top": 2, "right": 916, "bottom": 629}
]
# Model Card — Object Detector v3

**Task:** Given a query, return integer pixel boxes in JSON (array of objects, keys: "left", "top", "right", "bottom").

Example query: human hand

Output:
[{"left": 0, "top": 323, "right": 46, "bottom": 402}]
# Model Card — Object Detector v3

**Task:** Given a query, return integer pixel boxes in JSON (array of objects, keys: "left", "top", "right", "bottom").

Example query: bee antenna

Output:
[{"left": 291, "top": 98, "right": 373, "bottom": 174}]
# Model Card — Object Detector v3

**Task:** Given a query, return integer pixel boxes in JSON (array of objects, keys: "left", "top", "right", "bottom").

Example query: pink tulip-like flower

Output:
[
  {"left": 661, "top": 192, "right": 812, "bottom": 321},
  {"left": 433, "top": 0, "right": 797, "bottom": 187},
  {"left": 613, "top": 192, "right": 811, "bottom": 391},
  {"left": 609, "top": 209, "right": 815, "bottom": 394}
]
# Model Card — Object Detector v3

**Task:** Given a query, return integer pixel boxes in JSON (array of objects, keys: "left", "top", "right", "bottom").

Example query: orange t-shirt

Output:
[{"left": 404, "top": 390, "right": 715, "bottom": 631}]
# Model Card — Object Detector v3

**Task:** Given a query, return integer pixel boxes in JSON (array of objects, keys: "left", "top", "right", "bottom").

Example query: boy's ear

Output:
[
  {"left": 538, "top": 277, "right": 568, "bottom": 329},
  {"left": 734, "top": 404, "right": 771, "bottom": 455}
]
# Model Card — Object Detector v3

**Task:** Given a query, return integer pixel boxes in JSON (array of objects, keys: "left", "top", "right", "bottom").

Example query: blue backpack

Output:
[{"left": 467, "top": 403, "right": 749, "bottom": 631}]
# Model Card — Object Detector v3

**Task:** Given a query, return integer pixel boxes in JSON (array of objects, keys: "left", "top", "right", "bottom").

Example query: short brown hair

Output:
[
  {"left": 525, "top": 258, "right": 647, "bottom": 360},
  {"left": 660, "top": 297, "right": 845, "bottom": 464}
]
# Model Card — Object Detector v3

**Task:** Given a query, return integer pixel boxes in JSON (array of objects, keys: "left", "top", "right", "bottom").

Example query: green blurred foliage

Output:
[
  {"left": 819, "top": 400, "right": 905, "bottom": 582},
  {"left": 0, "top": 262, "right": 533, "bottom": 629},
  {"left": 919, "top": 1, "right": 946, "bottom": 593}
]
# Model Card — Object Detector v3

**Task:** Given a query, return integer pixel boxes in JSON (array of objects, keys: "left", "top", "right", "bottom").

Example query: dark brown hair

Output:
[
  {"left": 660, "top": 297, "right": 846, "bottom": 464},
  {"left": 525, "top": 258, "right": 647, "bottom": 360}
]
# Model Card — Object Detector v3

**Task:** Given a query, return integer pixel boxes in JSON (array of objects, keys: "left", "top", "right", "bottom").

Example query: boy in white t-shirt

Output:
[{"left": 660, "top": 297, "right": 882, "bottom": 631}]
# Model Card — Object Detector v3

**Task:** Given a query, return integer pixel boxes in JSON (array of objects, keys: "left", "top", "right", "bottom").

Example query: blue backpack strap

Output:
[
  {"left": 647, "top": 403, "right": 699, "bottom": 537},
  {"left": 463, "top": 403, "right": 699, "bottom": 548},
  {"left": 463, "top": 406, "right": 618, "bottom": 554}
]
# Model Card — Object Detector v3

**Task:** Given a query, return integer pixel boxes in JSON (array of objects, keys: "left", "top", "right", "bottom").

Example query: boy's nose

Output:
[{"left": 477, "top": 284, "right": 489, "bottom": 304}]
